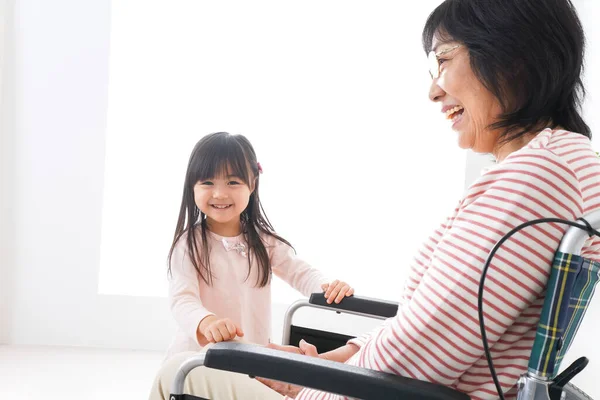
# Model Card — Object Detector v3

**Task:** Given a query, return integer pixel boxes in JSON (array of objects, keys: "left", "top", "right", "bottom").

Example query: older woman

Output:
[{"left": 150, "top": 0, "right": 600, "bottom": 399}]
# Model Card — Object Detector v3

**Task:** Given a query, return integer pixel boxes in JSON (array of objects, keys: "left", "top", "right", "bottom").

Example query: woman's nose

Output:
[{"left": 429, "top": 78, "right": 445, "bottom": 103}]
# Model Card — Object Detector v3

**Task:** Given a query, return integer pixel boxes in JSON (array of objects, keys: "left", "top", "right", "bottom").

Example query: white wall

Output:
[
  {"left": 2, "top": 0, "right": 173, "bottom": 350},
  {"left": 0, "top": 0, "right": 14, "bottom": 345},
  {"left": 1, "top": 0, "right": 599, "bottom": 397},
  {"left": 4, "top": 0, "right": 106, "bottom": 345}
]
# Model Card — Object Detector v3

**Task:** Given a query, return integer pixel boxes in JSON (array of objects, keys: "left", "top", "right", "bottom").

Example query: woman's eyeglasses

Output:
[{"left": 428, "top": 45, "right": 461, "bottom": 79}]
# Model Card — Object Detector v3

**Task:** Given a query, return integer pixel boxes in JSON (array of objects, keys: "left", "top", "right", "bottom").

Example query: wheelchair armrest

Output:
[
  {"left": 309, "top": 292, "right": 399, "bottom": 318},
  {"left": 176, "top": 342, "right": 469, "bottom": 400}
]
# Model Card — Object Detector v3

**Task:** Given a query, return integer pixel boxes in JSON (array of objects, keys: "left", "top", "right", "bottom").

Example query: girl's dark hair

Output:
[
  {"left": 168, "top": 132, "right": 292, "bottom": 287},
  {"left": 422, "top": 0, "right": 591, "bottom": 143}
]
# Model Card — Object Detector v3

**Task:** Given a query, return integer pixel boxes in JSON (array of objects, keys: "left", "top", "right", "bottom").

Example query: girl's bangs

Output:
[{"left": 190, "top": 140, "right": 251, "bottom": 184}]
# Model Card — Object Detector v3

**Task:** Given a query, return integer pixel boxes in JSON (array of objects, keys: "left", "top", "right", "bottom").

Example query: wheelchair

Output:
[{"left": 168, "top": 212, "right": 600, "bottom": 400}]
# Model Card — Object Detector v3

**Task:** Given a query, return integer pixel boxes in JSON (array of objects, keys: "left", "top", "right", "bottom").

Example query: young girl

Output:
[{"left": 165, "top": 132, "right": 354, "bottom": 359}]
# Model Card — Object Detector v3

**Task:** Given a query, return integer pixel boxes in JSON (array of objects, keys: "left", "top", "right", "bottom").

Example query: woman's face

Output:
[{"left": 428, "top": 36, "right": 504, "bottom": 153}]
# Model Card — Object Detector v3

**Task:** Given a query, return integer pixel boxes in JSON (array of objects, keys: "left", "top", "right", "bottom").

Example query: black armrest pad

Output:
[
  {"left": 204, "top": 342, "right": 469, "bottom": 400},
  {"left": 309, "top": 293, "right": 399, "bottom": 318}
]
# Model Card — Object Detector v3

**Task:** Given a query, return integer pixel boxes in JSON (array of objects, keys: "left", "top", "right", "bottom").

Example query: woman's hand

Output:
[
  {"left": 256, "top": 339, "right": 358, "bottom": 399},
  {"left": 256, "top": 340, "right": 359, "bottom": 396},
  {"left": 321, "top": 280, "right": 355, "bottom": 304},
  {"left": 268, "top": 339, "right": 359, "bottom": 363},
  {"left": 267, "top": 339, "right": 321, "bottom": 358},
  {"left": 255, "top": 340, "right": 320, "bottom": 397},
  {"left": 197, "top": 315, "right": 244, "bottom": 343},
  {"left": 255, "top": 378, "right": 303, "bottom": 398}
]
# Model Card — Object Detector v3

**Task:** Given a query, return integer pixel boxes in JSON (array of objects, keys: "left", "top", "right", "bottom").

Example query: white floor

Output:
[
  {"left": 0, "top": 345, "right": 164, "bottom": 400},
  {"left": 1, "top": 344, "right": 598, "bottom": 400}
]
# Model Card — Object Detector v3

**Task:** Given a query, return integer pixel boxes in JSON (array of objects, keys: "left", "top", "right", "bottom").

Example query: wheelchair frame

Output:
[{"left": 169, "top": 212, "right": 600, "bottom": 400}]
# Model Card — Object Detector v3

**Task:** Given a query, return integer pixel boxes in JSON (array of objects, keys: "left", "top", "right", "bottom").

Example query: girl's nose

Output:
[{"left": 212, "top": 188, "right": 228, "bottom": 199}]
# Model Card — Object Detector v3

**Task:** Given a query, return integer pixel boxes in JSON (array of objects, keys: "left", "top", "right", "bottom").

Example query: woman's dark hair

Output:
[
  {"left": 422, "top": 0, "right": 591, "bottom": 143},
  {"left": 168, "top": 132, "right": 292, "bottom": 287}
]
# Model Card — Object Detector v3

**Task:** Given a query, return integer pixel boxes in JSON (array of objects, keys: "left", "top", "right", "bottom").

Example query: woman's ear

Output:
[{"left": 249, "top": 178, "right": 257, "bottom": 193}]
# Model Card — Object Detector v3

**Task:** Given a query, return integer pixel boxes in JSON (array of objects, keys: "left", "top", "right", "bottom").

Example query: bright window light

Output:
[{"left": 98, "top": 0, "right": 468, "bottom": 303}]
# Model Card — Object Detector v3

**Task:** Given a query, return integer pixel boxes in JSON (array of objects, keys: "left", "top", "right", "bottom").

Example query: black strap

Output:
[{"left": 577, "top": 217, "right": 596, "bottom": 238}]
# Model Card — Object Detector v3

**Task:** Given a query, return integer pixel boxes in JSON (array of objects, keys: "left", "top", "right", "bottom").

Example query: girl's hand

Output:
[
  {"left": 321, "top": 280, "right": 354, "bottom": 304},
  {"left": 198, "top": 315, "right": 244, "bottom": 343}
]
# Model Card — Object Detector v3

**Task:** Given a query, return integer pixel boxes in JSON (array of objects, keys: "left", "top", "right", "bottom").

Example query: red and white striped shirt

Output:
[{"left": 293, "top": 129, "right": 600, "bottom": 400}]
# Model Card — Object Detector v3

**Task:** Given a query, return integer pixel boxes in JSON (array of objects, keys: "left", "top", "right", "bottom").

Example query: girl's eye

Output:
[
  {"left": 199, "top": 181, "right": 213, "bottom": 186},
  {"left": 438, "top": 58, "right": 447, "bottom": 65},
  {"left": 228, "top": 181, "right": 241, "bottom": 185}
]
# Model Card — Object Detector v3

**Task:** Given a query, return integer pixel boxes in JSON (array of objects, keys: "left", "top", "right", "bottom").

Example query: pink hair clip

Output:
[{"left": 257, "top": 162, "right": 264, "bottom": 174}]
